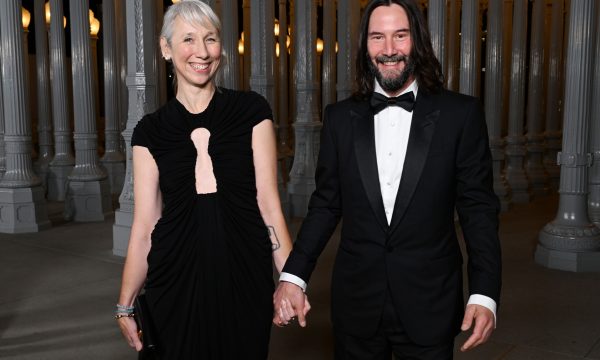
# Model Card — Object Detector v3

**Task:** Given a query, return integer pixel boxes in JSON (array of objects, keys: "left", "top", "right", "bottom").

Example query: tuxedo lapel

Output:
[
  {"left": 352, "top": 102, "right": 389, "bottom": 231},
  {"left": 389, "top": 92, "right": 440, "bottom": 233}
]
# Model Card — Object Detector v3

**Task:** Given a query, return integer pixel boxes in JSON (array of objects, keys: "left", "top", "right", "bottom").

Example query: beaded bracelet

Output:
[
  {"left": 115, "top": 304, "right": 135, "bottom": 314},
  {"left": 114, "top": 313, "right": 135, "bottom": 320}
]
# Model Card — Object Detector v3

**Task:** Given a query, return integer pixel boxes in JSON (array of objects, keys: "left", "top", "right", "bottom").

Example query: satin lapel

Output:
[
  {"left": 352, "top": 103, "right": 389, "bottom": 231},
  {"left": 389, "top": 93, "right": 440, "bottom": 234}
]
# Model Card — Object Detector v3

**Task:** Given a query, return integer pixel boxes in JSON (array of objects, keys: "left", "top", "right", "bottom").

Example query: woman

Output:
[{"left": 115, "top": 1, "right": 305, "bottom": 358}]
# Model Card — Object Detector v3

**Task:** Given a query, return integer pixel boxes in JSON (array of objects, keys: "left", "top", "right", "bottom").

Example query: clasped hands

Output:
[
  {"left": 272, "top": 282, "right": 495, "bottom": 352},
  {"left": 272, "top": 281, "right": 311, "bottom": 328}
]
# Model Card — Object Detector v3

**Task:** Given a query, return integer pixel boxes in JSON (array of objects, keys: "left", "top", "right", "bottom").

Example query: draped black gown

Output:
[{"left": 131, "top": 88, "right": 275, "bottom": 359}]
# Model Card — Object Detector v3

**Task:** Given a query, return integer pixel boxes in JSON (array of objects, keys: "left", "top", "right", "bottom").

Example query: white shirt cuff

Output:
[
  {"left": 467, "top": 294, "right": 497, "bottom": 327},
  {"left": 279, "top": 272, "right": 307, "bottom": 292}
]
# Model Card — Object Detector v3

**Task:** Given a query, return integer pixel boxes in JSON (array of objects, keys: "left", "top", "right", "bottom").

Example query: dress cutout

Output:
[
  {"left": 190, "top": 128, "right": 217, "bottom": 194},
  {"left": 131, "top": 88, "right": 274, "bottom": 359}
]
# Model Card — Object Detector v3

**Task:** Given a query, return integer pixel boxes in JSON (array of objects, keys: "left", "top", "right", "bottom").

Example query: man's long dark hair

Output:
[{"left": 354, "top": 0, "right": 444, "bottom": 99}]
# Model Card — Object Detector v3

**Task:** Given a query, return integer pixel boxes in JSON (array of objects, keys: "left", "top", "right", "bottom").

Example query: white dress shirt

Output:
[
  {"left": 373, "top": 80, "right": 415, "bottom": 224},
  {"left": 280, "top": 80, "right": 497, "bottom": 325}
]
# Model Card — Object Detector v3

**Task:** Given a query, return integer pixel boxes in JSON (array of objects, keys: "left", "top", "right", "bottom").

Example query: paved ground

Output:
[{"left": 1, "top": 193, "right": 599, "bottom": 359}]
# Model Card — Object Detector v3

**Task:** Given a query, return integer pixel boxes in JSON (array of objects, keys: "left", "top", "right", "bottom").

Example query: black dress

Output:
[{"left": 131, "top": 88, "right": 275, "bottom": 359}]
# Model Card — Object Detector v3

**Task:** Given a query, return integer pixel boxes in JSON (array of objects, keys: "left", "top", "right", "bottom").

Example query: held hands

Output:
[
  {"left": 117, "top": 317, "right": 143, "bottom": 351},
  {"left": 460, "top": 304, "right": 495, "bottom": 352},
  {"left": 272, "top": 281, "right": 311, "bottom": 328}
]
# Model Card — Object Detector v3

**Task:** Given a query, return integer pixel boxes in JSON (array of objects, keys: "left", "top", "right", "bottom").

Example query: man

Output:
[{"left": 273, "top": 0, "right": 501, "bottom": 359}]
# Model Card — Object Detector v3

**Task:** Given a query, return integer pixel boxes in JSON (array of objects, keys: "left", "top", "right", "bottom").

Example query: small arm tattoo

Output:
[{"left": 267, "top": 225, "right": 281, "bottom": 251}]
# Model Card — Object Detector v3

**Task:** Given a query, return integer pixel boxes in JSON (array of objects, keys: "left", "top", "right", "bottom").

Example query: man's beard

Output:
[{"left": 368, "top": 54, "right": 415, "bottom": 93}]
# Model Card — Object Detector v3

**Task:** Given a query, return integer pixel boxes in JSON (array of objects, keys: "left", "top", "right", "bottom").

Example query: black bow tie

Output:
[{"left": 370, "top": 91, "right": 415, "bottom": 114}]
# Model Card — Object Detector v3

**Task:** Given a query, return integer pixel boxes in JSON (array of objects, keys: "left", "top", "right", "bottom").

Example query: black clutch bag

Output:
[{"left": 135, "top": 294, "right": 160, "bottom": 360}]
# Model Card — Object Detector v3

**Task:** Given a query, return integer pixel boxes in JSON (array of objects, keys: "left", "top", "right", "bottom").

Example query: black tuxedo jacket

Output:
[{"left": 282, "top": 89, "right": 501, "bottom": 346}]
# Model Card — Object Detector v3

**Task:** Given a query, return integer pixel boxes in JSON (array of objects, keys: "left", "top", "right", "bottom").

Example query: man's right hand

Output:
[{"left": 273, "top": 281, "right": 311, "bottom": 327}]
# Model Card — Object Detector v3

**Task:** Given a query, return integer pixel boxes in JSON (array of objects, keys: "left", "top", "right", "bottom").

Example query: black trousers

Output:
[{"left": 334, "top": 292, "right": 454, "bottom": 360}]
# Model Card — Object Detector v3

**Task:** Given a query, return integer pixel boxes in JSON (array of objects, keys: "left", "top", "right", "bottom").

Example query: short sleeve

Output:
[
  {"left": 131, "top": 117, "right": 150, "bottom": 148},
  {"left": 247, "top": 92, "right": 273, "bottom": 127}
]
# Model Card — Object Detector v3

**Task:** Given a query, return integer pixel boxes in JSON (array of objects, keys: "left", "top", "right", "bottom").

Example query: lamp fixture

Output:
[
  {"left": 90, "top": 17, "right": 100, "bottom": 36},
  {"left": 22, "top": 7, "right": 31, "bottom": 30},
  {"left": 316, "top": 38, "right": 324, "bottom": 54},
  {"left": 44, "top": 2, "right": 67, "bottom": 28}
]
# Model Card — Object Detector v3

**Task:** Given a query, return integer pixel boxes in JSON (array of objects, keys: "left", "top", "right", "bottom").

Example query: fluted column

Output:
[
  {"left": 337, "top": 0, "right": 360, "bottom": 100},
  {"left": 322, "top": 0, "right": 336, "bottom": 110},
  {"left": 47, "top": 0, "right": 74, "bottom": 201},
  {"left": 288, "top": 3, "right": 296, "bottom": 134},
  {"left": 0, "top": 0, "right": 50, "bottom": 233},
  {"left": 288, "top": 0, "right": 321, "bottom": 217},
  {"left": 501, "top": 0, "right": 513, "bottom": 129},
  {"left": 155, "top": 1, "right": 167, "bottom": 106},
  {"left": 101, "top": 0, "right": 125, "bottom": 195},
  {"left": 484, "top": 0, "right": 510, "bottom": 211},
  {"left": 505, "top": 0, "right": 532, "bottom": 203},
  {"left": 249, "top": 0, "right": 275, "bottom": 114},
  {"left": 0, "top": 44, "right": 5, "bottom": 178},
  {"left": 65, "top": 0, "right": 112, "bottom": 222},
  {"left": 536, "top": 0, "right": 600, "bottom": 272},
  {"left": 155, "top": 0, "right": 166, "bottom": 107},
  {"left": 0, "top": 2, "right": 37, "bottom": 189},
  {"left": 589, "top": 2, "right": 600, "bottom": 225},
  {"left": 544, "top": 0, "right": 565, "bottom": 190},
  {"left": 113, "top": 0, "right": 159, "bottom": 256},
  {"left": 278, "top": 0, "right": 291, "bottom": 155},
  {"left": 221, "top": 0, "right": 240, "bottom": 90},
  {"left": 250, "top": 0, "right": 289, "bottom": 218},
  {"left": 428, "top": 0, "right": 446, "bottom": 76},
  {"left": 90, "top": 34, "right": 101, "bottom": 131},
  {"left": 459, "top": 0, "right": 481, "bottom": 96},
  {"left": 32, "top": 0, "right": 53, "bottom": 187},
  {"left": 525, "top": 0, "right": 549, "bottom": 195},
  {"left": 277, "top": 0, "right": 292, "bottom": 210},
  {"left": 22, "top": 27, "right": 31, "bottom": 123},
  {"left": 446, "top": 0, "right": 460, "bottom": 91},
  {"left": 115, "top": 0, "right": 128, "bottom": 136}
]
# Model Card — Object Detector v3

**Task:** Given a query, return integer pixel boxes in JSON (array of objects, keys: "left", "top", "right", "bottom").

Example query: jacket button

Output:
[{"left": 386, "top": 245, "right": 394, "bottom": 253}]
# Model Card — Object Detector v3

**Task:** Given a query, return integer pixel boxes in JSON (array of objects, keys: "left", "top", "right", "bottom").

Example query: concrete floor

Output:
[{"left": 1, "top": 194, "right": 600, "bottom": 359}]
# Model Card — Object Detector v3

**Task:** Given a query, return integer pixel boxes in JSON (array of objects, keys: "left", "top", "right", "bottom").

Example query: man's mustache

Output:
[{"left": 375, "top": 55, "right": 408, "bottom": 63}]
